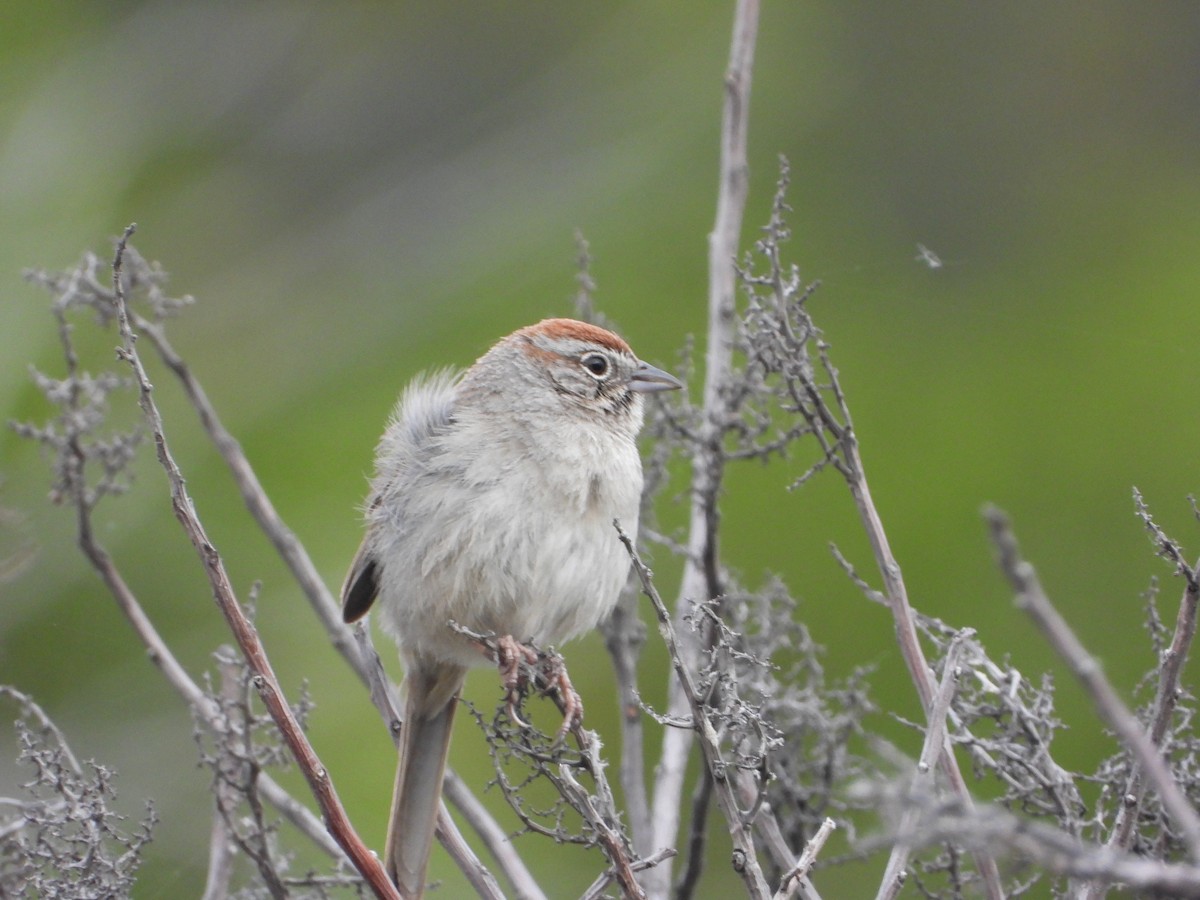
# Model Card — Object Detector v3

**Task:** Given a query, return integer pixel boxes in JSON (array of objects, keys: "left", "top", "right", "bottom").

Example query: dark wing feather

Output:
[
  {"left": 342, "top": 371, "right": 458, "bottom": 625},
  {"left": 341, "top": 541, "right": 379, "bottom": 623}
]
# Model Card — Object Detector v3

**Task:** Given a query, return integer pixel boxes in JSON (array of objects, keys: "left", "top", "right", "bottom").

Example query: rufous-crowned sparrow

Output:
[{"left": 341, "top": 318, "right": 681, "bottom": 896}]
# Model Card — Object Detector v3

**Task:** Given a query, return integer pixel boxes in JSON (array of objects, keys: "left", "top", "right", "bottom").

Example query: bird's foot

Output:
[
  {"left": 494, "top": 635, "right": 582, "bottom": 740},
  {"left": 496, "top": 634, "right": 538, "bottom": 728},
  {"left": 542, "top": 655, "right": 583, "bottom": 742}
]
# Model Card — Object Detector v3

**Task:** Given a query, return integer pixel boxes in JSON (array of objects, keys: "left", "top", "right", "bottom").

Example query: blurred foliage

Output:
[{"left": 2, "top": 3, "right": 1199, "bottom": 897}]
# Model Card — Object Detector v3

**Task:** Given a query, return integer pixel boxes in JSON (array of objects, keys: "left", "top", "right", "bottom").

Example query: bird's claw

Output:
[
  {"left": 552, "top": 665, "right": 583, "bottom": 742},
  {"left": 497, "top": 634, "right": 537, "bottom": 728},
  {"left": 494, "top": 634, "right": 582, "bottom": 739}
]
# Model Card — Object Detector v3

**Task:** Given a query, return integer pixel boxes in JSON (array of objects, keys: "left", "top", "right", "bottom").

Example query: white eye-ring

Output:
[{"left": 581, "top": 352, "right": 610, "bottom": 379}]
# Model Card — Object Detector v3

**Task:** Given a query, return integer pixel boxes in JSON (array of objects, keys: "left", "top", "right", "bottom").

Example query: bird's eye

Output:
[{"left": 581, "top": 353, "right": 610, "bottom": 378}]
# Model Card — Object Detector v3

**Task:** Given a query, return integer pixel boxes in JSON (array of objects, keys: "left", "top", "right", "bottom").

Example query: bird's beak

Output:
[{"left": 629, "top": 361, "right": 684, "bottom": 393}]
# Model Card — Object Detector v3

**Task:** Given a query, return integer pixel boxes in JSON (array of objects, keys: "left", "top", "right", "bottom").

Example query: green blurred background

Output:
[{"left": 3, "top": 3, "right": 1199, "bottom": 896}]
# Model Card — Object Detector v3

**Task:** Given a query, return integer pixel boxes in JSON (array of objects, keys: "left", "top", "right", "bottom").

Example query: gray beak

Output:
[{"left": 629, "top": 361, "right": 684, "bottom": 393}]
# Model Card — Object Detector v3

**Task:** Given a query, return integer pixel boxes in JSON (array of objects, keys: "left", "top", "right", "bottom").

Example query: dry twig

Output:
[
  {"left": 986, "top": 505, "right": 1200, "bottom": 861},
  {"left": 108, "top": 226, "right": 399, "bottom": 898},
  {"left": 646, "top": 4, "right": 761, "bottom": 897}
]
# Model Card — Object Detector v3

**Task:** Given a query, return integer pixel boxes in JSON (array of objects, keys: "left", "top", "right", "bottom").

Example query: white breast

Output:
[{"left": 369, "top": 403, "right": 643, "bottom": 670}]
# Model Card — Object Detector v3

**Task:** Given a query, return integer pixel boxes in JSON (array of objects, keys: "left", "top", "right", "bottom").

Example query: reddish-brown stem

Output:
[{"left": 110, "top": 225, "right": 400, "bottom": 900}]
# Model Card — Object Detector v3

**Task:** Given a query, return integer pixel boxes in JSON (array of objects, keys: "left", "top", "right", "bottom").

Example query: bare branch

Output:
[
  {"left": 985, "top": 504, "right": 1200, "bottom": 861},
  {"left": 440, "top": 773, "right": 544, "bottom": 900},
  {"left": 775, "top": 818, "right": 836, "bottom": 900},
  {"left": 107, "top": 226, "right": 399, "bottom": 899},
  {"left": 841, "top": 449, "right": 1003, "bottom": 898},
  {"left": 602, "top": 586, "right": 654, "bottom": 854},
  {"left": 1082, "top": 498, "right": 1200, "bottom": 898},
  {"left": 131, "top": 256, "right": 516, "bottom": 898},
  {"left": 580, "top": 848, "right": 679, "bottom": 900},
  {"left": 621, "top": 521, "right": 775, "bottom": 900},
  {"left": 868, "top": 787, "right": 1200, "bottom": 898},
  {"left": 15, "top": 257, "right": 370, "bottom": 879},
  {"left": 451, "top": 620, "right": 657, "bottom": 896},
  {"left": 649, "top": 4, "right": 760, "bottom": 897},
  {"left": 734, "top": 157, "right": 1003, "bottom": 899},
  {"left": 876, "top": 631, "right": 971, "bottom": 900},
  {"left": 1134, "top": 487, "right": 1200, "bottom": 593},
  {"left": 129, "top": 311, "right": 374, "bottom": 680},
  {"left": 199, "top": 805, "right": 236, "bottom": 900},
  {"left": 829, "top": 542, "right": 887, "bottom": 607},
  {"left": 20, "top": 235, "right": 523, "bottom": 897}
]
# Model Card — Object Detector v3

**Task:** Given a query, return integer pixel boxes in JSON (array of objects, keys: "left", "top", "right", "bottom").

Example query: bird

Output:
[{"left": 340, "top": 317, "right": 682, "bottom": 897}]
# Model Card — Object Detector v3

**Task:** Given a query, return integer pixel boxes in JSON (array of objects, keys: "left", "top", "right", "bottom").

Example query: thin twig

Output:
[
  {"left": 130, "top": 313, "right": 372, "bottom": 679},
  {"left": 731, "top": 773, "right": 818, "bottom": 894},
  {"left": 832, "top": 384, "right": 1004, "bottom": 899},
  {"left": 12, "top": 318, "right": 347, "bottom": 867},
  {"left": 198, "top": 811, "right": 235, "bottom": 900},
  {"left": 649, "top": 4, "right": 760, "bottom": 897},
  {"left": 579, "top": 849, "right": 679, "bottom": 900},
  {"left": 738, "top": 150, "right": 1004, "bottom": 899},
  {"left": 775, "top": 818, "right": 836, "bottom": 900},
  {"left": 829, "top": 543, "right": 887, "bottom": 607},
  {"left": 448, "top": 621, "right": 651, "bottom": 895},
  {"left": 1083, "top": 566, "right": 1200, "bottom": 900},
  {"left": 621, "top": 521, "right": 774, "bottom": 900},
  {"left": 135, "top": 284, "right": 515, "bottom": 893},
  {"left": 878, "top": 791, "right": 1200, "bottom": 898},
  {"left": 0, "top": 687, "right": 84, "bottom": 775},
  {"left": 876, "top": 630, "right": 972, "bottom": 900},
  {"left": 441, "top": 772, "right": 546, "bottom": 900},
  {"left": 72, "top": 491, "right": 346, "bottom": 863},
  {"left": 256, "top": 777, "right": 346, "bottom": 860},
  {"left": 109, "top": 226, "right": 400, "bottom": 899},
  {"left": 558, "top": 756, "right": 647, "bottom": 899},
  {"left": 985, "top": 505, "right": 1200, "bottom": 861},
  {"left": 202, "top": 658, "right": 244, "bottom": 900},
  {"left": 425, "top": 795, "right": 507, "bottom": 900},
  {"left": 602, "top": 588, "right": 653, "bottom": 855},
  {"left": 355, "top": 623, "right": 505, "bottom": 898}
]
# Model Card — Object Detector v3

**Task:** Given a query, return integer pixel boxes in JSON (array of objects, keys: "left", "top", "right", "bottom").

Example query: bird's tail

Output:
[{"left": 385, "top": 665, "right": 464, "bottom": 898}]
